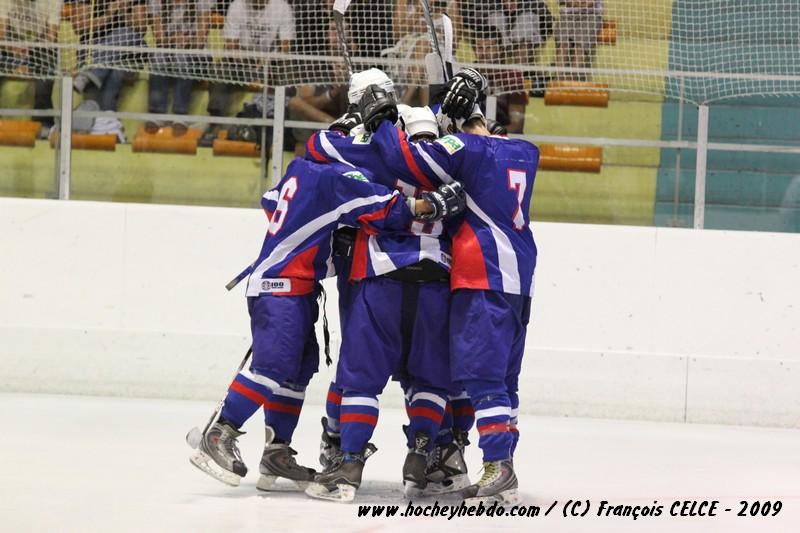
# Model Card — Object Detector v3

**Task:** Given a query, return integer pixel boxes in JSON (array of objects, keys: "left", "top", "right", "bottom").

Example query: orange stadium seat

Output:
[
  {"left": 212, "top": 130, "right": 260, "bottom": 157},
  {"left": 539, "top": 144, "right": 602, "bottom": 173},
  {"left": 544, "top": 81, "right": 610, "bottom": 107},
  {"left": 0, "top": 120, "right": 41, "bottom": 147},
  {"left": 132, "top": 126, "right": 202, "bottom": 154},
  {"left": 49, "top": 132, "right": 117, "bottom": 151}
]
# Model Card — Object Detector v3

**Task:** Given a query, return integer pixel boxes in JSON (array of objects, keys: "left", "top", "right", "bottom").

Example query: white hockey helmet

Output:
[
  {"left": 348, "top": 68, "right": 395, "bottom": 105},
  {"left": 399, "top": 105, "right": 439, "bottom": 141}
]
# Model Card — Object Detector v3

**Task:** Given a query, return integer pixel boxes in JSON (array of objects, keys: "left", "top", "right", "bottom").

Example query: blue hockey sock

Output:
[
  {"left": 436, "top": 401, "right": 455, "bottom": 446},
  {"left": 220, "top": 369, "right": 275, "bottom": 429},
  {"left": 325, "top": 381, "right": 343, "bottom": 437},
  {"left": 449, "top": 390, "right": 475, "bottom": 436},
  {"left": 264, "top": 384, "right": 306, "bottom": 443},
  {"left": 462, "top": 379, "right": 513, "bottom": 462},
  {"left": 405, "top": 388, "right": 447, "bottom": 452},
  {"left": 509, "top": 389, "right": 520, "bottom": 457},
  {"left": 339, "top": 391, "right": 379, "bottom": 454}
]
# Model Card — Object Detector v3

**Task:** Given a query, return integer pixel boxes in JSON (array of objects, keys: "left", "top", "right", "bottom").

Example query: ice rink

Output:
[{"left": 2, "top": 393, "right": 799, "bottom": 532}]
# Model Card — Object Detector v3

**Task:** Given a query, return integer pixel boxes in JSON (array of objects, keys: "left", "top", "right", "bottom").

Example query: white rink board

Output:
[{"left": 1, "top": 198, "right": 799, "bottom": 427}]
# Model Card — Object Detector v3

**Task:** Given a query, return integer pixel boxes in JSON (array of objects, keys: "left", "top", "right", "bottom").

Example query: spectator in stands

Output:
[
  {"left": 286, "top": 17, "right": 349, "bottom": 154},
  {"left": 555, "top": 0, "right": 604, "bottom": 79},
  {"left": 472, "top": 23, "right": 528, "bottom": 133},
  {"left": 145, "top": 0, "right": 213, "bottom": 136},
  {"left": 199, "top": 0, "right": 295, "bottom": 147},
  {"left": 70, "top": 0, "right": 148, "bottom": 112},
  {"left": 0, "top": 0, "right": 62, "bottom": 134}
]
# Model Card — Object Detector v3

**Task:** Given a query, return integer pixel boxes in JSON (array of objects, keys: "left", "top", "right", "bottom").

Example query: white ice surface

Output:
[{"left": 3, "top": 393, "right": 799, "bottom": 533}]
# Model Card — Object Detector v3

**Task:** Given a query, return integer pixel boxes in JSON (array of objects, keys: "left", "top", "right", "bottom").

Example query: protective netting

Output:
[{"left": 0, "top": 0, "right": 799, "bottom": 104}]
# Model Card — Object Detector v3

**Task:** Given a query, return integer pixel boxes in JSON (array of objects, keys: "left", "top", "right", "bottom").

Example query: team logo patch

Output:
[
  {"left": 343, "top": 170, "right": 369, "bottom": 182},
  {"left": 261, "top": 279, "right": 291, "bottom": 293},
  {"left": 352, "top": 132, "right": 373, "bottom": 145},
  {"left": 436, "top": 135, "right": 465, "bottom": 154}
]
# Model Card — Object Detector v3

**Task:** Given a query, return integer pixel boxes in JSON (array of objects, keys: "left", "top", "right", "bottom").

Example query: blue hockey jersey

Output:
[
  {"left": 305, "top": 130, "right": 452, "bottom": 280},
  {"left": 366, "top": 121, "right": 539, "bottom": 297},
  {"left": 245, "top": 158, "right": 415, "bottom": 297}
]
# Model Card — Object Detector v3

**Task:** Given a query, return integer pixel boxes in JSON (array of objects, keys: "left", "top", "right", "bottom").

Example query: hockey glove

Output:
[
  {"left": 486, "top": 119, "right": 508, "bottom": 136},
  {"left": 441, "top": 68, "right": 488, "bottom": 121},
  {"left": 418, "top": 181, "right": 466, "bottom": 222},
  {"left": 358, "top": 84, "right": 399, "bottom": 133},
  {"left": 329, "top": 110, "right": 362, "bottom": 135}
]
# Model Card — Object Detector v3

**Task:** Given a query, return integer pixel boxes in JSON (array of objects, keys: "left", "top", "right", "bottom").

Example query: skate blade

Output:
[
  {"left": 403, "top": 480, "right": 425, "bottom": 499},
  {"left": 423, "top": 474, "right": 471, "bottom": 495},
  {"left": 256, "top": 474, "right": 310, "bottom": 492},
  {"left": 189, "top": 450, "right": 241, "bottom": 487},
  {"left": 305, "top": 482, "right": 356, "bottom": 503},
  {"left": 465, "top": 488, "right": 521, "bottom": 506}
]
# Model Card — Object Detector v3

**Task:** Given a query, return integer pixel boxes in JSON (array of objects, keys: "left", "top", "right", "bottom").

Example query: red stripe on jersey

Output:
[
  {"left": 263, "top": 209, "right": 273, "bottom": 220},
  {"left": 477, "top": 422, "right": 509, "bottom": 436},
  {"left": 265, "top": 400, "right": 302, "bottom": 416},
  {"left": 327, "top": 390, "right": 342, "bottom": 405},
  {"left": 445, "top": 403, "right": 453, "bottom": 414},
  {"left": 357, "top": 196, "right": 398, "bottom": 236},
  {"left": 279, "top": 245, "right": 319, "bottom": 282},
  {"left": 341, "top": 413, "right": 378, "bottom": 426},
  {"left": 397, "top": 129, "right": 435, "bottom": 191},
  {"left": 229, "top": 380, "right": 267, "bottom": 406},
  {"left": 509, "top": 426, "right": 519, "bottom": 434},
  {"left": 307, "top": 133, "right": 326, "bottom": 162},
  {"left": 408, "top": 406, "right": 444, "bottom": 423},
  {"left": 450, "top": 222, "right": 490, "bottom": 290},
  {"left": 349, "top": 230, "right": 369, "bottom": 281}
]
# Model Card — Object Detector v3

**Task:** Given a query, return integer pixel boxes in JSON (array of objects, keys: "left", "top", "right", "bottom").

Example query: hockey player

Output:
[
  {"left": 190, "top": 155, "right": 465, "bottom": 490},
  {"left": 303, "top": 90, "right": 469, "bottom": 500},
  {"left": 353, "top": 71, "right": 539, "bottom": 504}
]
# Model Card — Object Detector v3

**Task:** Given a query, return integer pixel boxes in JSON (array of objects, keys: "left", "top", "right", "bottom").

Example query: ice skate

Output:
[
  {"left": 424, "top": 430, "right": 470, "bottom": 495},
  {"left": 319, "top": 417, "right": 342, "bottom": 469},
  {"left": 305, "top": 444, "right": 377, "bottom": 503},
  {"left": 257, "top": 426, "right": 317, "bottom": 491},
  {"left": 462, "top": 459, "right": 520, "bottom": 505},
  {"left": 189, "top": 418, "right": 247, "bottom": 486},
  {"left": 402, "top": 431, "right": 430, "bottom": 498}
]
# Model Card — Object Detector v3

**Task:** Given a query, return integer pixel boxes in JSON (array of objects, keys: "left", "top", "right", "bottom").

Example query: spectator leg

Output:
[
  {"left": 98, "top": 69, "right": 127, "bottom": 111},
  {"left": 148, "top": 74, "right": 169, "bottom": 114},
  {"left": 172, "top": 77, "right": 193, "bottom": 116},
  {"left": 33, "top": 79, "right": 55, "bottom": 129}
]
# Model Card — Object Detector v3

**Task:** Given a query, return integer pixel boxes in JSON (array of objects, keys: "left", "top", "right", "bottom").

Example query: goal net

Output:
[{"left": 0, "top": 0, "right": 798, "bottom": 104}]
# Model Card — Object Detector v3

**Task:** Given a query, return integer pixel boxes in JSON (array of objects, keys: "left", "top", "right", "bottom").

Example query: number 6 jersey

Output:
[{"left": 245, "top": 158, "right": 415, "bottom": 297}]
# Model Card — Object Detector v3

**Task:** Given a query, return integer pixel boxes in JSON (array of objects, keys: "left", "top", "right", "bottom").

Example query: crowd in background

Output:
[{"left": 0, "top": 0, "right": 603, "bottom": 145}]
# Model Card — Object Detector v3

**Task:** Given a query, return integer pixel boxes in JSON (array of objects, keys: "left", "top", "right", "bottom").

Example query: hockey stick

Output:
[
  {"left": 419, "top": 0, "right": 452, "bottom": 81},
  {"left": 225, "top": 262, "right": 254, "bottom": 291},
  {"left": 333, "top": 0, "right": 355, "bottom": 79},
  {"left": 185, "top": 346, "right": 253, "bottom": 449}
]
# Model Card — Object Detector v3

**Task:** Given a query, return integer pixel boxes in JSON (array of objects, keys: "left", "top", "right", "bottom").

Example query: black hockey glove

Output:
[
  {"left": 358, "top": 84, "right": 399, "bottom": 133},
  {"left": 329, "top": 110, "right": 362, "bottom": 135},
  {"left": 418, "top": 181, "right": 466, "bottom": 222},
  {"left": 441, "top": 68, "right": 488, "bottom": 121},
  {"left": 486, "top": 119, "right": 508, "bottom": 136}
]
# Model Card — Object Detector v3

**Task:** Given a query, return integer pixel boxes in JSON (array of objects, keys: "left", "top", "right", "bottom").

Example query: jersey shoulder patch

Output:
[
  {"left": 351, "top": 131, "right": 373, "bottom": 145},
  {"left": 436, "top": 135, "right": 465, "bottom": 154},
  {"left": 342, "top": 170, "right": 369, "bottom": 182}
]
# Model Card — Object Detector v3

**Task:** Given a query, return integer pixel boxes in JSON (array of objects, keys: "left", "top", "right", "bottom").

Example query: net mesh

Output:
[{"left": 0, "top": 0, "right": 799, "bottom": 104}]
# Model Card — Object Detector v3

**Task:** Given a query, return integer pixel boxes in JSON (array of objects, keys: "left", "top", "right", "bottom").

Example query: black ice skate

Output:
[
  {"left": 305, "top": 444, "right": 377, "bottom": 503},
  {"left": 319, "top": 417, "right": 342, "bottom": 469},
  {"left": 189, "top": 418, "right": 247, "bottom": 486},
  {"left": 257, "top": 426, "right": 317, "bottom": 491},
  {"left": 462, "top": 459, "right": 520, "bottom": 505},
  {"left": 424, "top": 430, "right": 470, "bottom": 495},
  {"left": 402, "top": 430, "right": 430, "bottom": 498}
]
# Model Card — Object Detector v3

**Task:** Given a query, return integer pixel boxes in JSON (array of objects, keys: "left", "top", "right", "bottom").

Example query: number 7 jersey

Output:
[{"left": 371, "top": 122, "right": 540, "bottom": 297}]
